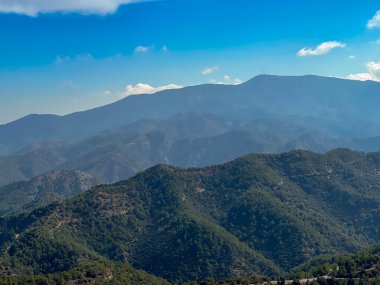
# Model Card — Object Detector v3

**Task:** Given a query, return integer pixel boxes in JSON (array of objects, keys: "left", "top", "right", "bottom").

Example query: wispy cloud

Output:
[
  {"left": 0, "top": 0, "right": 148, "bottom": 16},
  {"left": 346, "top": 73, "right": 374, "bottom": 81},
  {"left": 209, "top": 75, "right": 242, "bottom": 85},
  {"left": 367, "top": 11, "right": 380, "bottom": 29},
  {"left": 297, "top": 41, "right": 346, "bottom": 57},
  {"left": 134, "top": 46, "right": 151, "bottom": 53},
  {"left": 347, "top": 61, "right": 380, "bottom": 82},
  {"left": 202, "top": 66, "right": 218, "bottom": 76},
  {"left": 55, "top": 54, "right": 94, "bottom": 65},
  {"left": 55, "top": 56, "right": 70, "bottom": 65},
  {"left": 121, "top": 83, "right": 183, "bottom": 97},
  {"left": 134, "top": 45, "right": 169, "bottom": 53}
]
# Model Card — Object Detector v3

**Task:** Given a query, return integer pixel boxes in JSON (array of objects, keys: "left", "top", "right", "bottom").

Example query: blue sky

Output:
[{"left": 0, "top": 0, "right": 380, "bottom": 124}]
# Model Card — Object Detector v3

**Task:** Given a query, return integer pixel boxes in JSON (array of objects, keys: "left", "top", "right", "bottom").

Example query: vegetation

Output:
[
  {"left": 289, "top": 244, "right": 380, "bottom": 280},
  {"left": 0, "top": 170, "right": 98, "bottom": 216},
  {"left": 0, "top": 260, "right": 169, "bottom": 284},
  {"left": 276, "top": 244, "right": 380, "bottom": 285},
  {"left": 3, "top": 149, "right": 380, "bottom": 282}
]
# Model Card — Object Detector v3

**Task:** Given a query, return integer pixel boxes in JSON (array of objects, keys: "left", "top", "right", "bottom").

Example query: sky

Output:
[{"left": 0, "top": 0, "right": 380, "bottom": 124}]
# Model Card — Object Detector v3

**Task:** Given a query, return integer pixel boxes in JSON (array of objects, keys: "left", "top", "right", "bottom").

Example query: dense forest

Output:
[
  {"left": 0, "top": 170, "right": 98, "bottom": 216},
  {"left": 0, "top": 261, "right": 168, "bottom": 284},
  {"left": 1, "top": 149, "right": 380, "bottom": 282}
]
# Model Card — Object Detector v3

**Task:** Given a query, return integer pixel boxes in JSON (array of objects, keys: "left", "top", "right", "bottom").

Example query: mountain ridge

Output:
[
  {"left": 3, "top": 110, "right": 380, "bottom": 188},
  {"left": 2, "top": 75, "right": 380, "bottom": 155}
]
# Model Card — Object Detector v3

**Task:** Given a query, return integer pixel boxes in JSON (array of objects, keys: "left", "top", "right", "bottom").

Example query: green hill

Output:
[
  {"left": 3, "top": 149, "right": 380, "bottom": 281},
  {"left": 288, "top": 244, "right": 380, "bottom": 284},
  {"left": 0, "top": 170, "right": 100, "bottom": 216}
]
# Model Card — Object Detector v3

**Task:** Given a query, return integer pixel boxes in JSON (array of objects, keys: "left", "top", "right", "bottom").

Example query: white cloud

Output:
[
  {"left": 55, "top": 56, "right": 70, "bottom": 65},
  {"left": 121, "top": 83, "right": 183, "bottom": 97},
  {"left": 202, "top": 66, "right": 218, "bottom": 76},
  {"left": 134, "top": 46, "right": 150, "bottom": 53},
  {"left": 346, "top": 60, "right": 380, "bottom": 82},
  {"left": 209, "top": 75, "right": 242, "bottom": 85},
  {"left": 223, "top": 75, "right": 231, "bottom": 82},
  {"left": 367, "top": 61, "right": 380, "bottom": 81},
  {"left": 348, "top": 55, "right": 355, "bottom": 59},
  {"left": 0, "top": 0, "right": 145, "bottom": 16},
  {"left": 367, "top": 11, "right": 380, "bottom": 29},
  {"left": 234, "top": 78, "right": 243, "bottom": 85},
  {"left": 346, "top": 73, "right": 374, "bottom": 81},
  {"left": 55, "top": 54, "right": 94, "bottom": 64},
  {"left": 297, "top": 41, "right": 346, "bottom": 57}
]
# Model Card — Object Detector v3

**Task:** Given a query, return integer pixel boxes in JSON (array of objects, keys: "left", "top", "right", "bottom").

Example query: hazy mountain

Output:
[
  {"left": 2, "top": 110, "right": 379, "bottom": 188},
  {"left": 2, "top": 75, "right": 380, "bottom": 155},
  {"left": 0, "top": 112, "right": 351, "bottom": 187},
  {"left": 3, "top": 149, "right": 380, "bottom": 281},
  {"left": 0, "top": 112, "right": 239, "bottom": 185},
  {"left": 0, "top": 170, "right": 99, "bottom": 216}
]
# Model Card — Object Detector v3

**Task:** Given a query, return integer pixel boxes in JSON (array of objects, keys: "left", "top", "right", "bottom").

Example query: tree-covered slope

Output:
[
  {"left": 0, "top": 170, "right": 99, "bottom": 216},
  {"left": 0, "top": 260, "right": 169, "bottom": 285},
  {"left": 288, "top": 243, "right": 380, "bottom": 281},
  {"left": 3, "top": 149, "right": 380, "bottom": 281}
]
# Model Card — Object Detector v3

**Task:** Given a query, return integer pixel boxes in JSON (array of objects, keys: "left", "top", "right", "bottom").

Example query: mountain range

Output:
[
  {"left": 0, "top": 111, "right": 379, "bottom": 188},
  {"left": 2, "top": 75, "right": 380, "bottom": 188},
  {"left": 2, "top": 75, "right": 380, "bottom": 156}
]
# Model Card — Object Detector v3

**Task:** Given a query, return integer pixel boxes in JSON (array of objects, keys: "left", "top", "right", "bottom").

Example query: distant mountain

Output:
[
  {"left": 3, "top": 149, "right": 380, "bottom": 281},
  {"left": 2, "top": 75, "right": 380, "bottom": 155},
  {"left": 0, "top": 112, "right": 356, "bottom": 187},
  {"left": 0, "top": 112, "right": 238, "bottom": 185},
  {"left": 3, "top": 111, "right": 380, "bottom": 187},
  {"left": 0, "top": 170, "right": 99, "bottom": 216}
]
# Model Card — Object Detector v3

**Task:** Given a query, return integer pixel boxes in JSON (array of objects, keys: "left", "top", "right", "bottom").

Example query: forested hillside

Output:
[
  {"left": 2, "top": 150, "right": 380, "bottom": 282},
  {"left": 0, "top": 170, "right": 99, "bottom": 216}
]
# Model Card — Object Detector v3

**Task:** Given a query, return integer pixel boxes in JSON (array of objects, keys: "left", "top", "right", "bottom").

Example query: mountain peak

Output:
[{"left": 245, "top": 74, "right": 336, "bottom": 84}]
